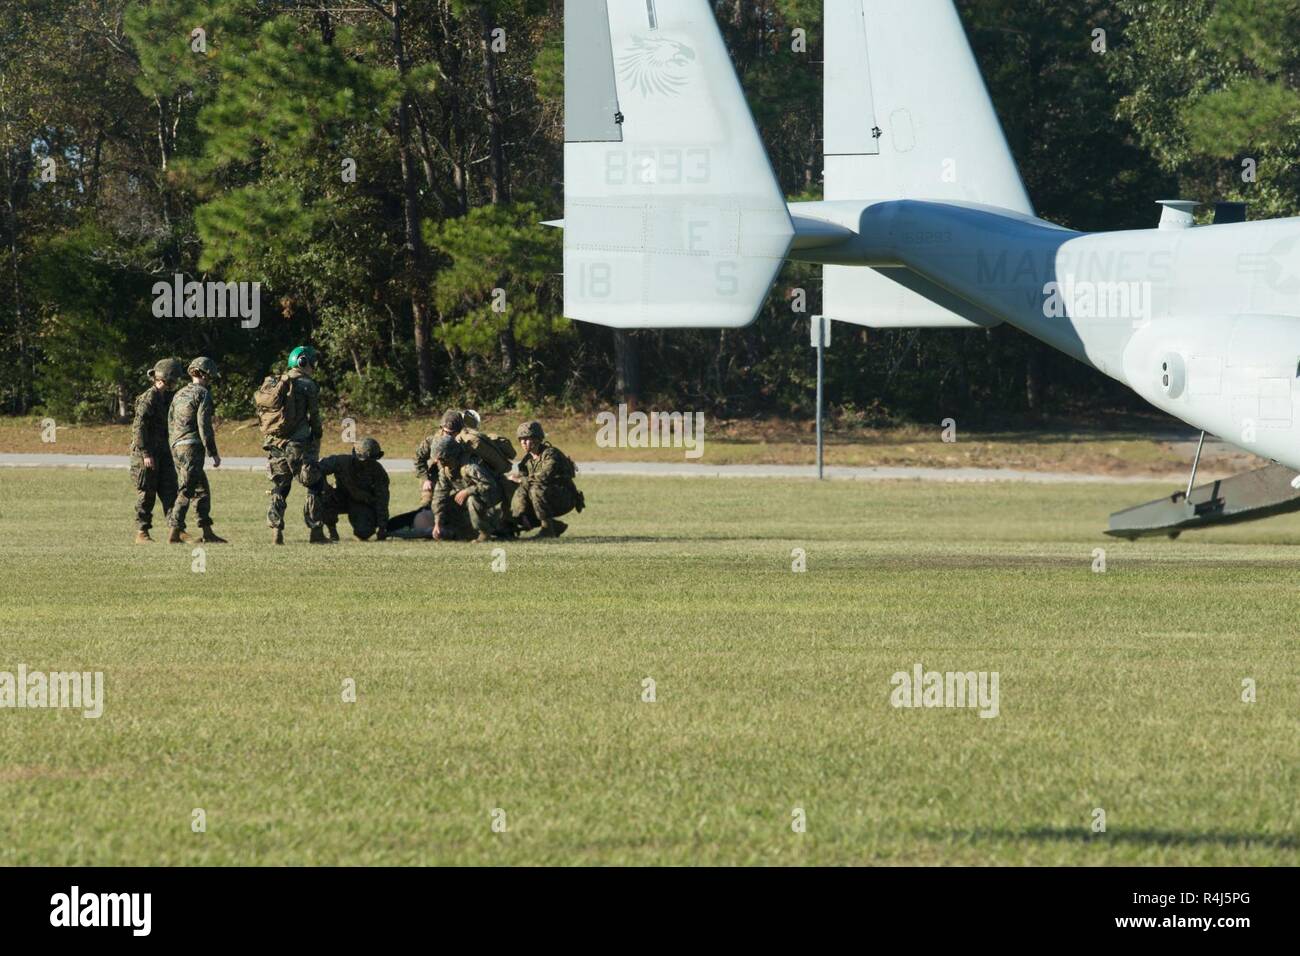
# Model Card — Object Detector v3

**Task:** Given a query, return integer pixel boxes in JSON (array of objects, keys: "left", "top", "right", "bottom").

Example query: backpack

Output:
[
  {"left": 254, "top": 374, "right": 297, "bottom": 439},
  {"left": 458, "top": 428, "right": 516, "bottom": 475},
  {"left": 550, "top": 446, "right": 578, "bottom": 480}
]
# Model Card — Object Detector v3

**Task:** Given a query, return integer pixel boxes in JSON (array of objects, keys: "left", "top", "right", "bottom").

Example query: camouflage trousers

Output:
[
  {"left": 266, "top": 441, "right": 325, "bottom": 530},
  {"left": 322, "top": 486, "right": 384, "bottom": 541},
  {"left": 511, "top": 480, "right": 576, "bottom": 525},
  {"left": 435, "top": 493, "right": 502, "bottom": 540},
  {"left": 168, "top": 444, "right": 211, "bottom": 530},
  {"left": 130, "top": 451, "right": 178, "bottom": 531}
]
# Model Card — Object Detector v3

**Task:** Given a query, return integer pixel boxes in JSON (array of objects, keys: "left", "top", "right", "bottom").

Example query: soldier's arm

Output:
[
  {"left": 431, "top": 470, "right": 453, "bottom": 517},
  {"left": 465, "top": 463, "right": 497, "bottom": 498},
  {"left": 414, "top": 438, "right": 431, "bottom": 481},
  {"left": 199, "top": 390, "right": 219, "bottom": 458},
  {"left": 318, "top": 454, "right": 344, "bottom": 477},
  {"left": 130, "top": 394, "right": 149, "bottom": 455}
]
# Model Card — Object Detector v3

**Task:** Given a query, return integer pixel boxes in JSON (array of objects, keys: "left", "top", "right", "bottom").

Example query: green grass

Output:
[{"left": 1, "top": 468, "right": 1297, "bottom": 865}]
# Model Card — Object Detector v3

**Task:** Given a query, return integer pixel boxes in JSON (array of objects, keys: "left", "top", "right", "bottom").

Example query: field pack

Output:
[
  {"left": 458, "top": 428, "right": 516, "bottom": 475},
  {"left": 253, "top": 374, "right": 297, "bottom": 439}
]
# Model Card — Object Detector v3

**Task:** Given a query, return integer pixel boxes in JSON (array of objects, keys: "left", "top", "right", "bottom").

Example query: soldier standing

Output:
[
  {"left": 263, "top": 345, "right": 327, "bottom": 545},
  {"left": 414, "top": 410, "right": 464, "bottom": 508},
  {"left": 511, "top": 421, "right": 583, "bottom": 538},
  {"left": 166, "top": 357, "right": 227, "bottom": 544},
  {"left": 320, "top": 438, "right": 390, "bottom": 541},
  {"left": 430, "top": 435, "right": 502, "bottom": 543},
  {"left": 130, "top": 357, "right": 185, "bottom": 543}
]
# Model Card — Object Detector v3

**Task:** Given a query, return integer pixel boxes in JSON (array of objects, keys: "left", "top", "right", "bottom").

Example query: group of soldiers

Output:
[{"left": 128, "top": 347, "right": 584, "bottom": 545}]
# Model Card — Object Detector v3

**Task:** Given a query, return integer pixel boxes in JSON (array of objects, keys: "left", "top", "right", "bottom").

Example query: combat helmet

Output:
[
  {"left": 149, "top": 357, "right": 186, "bottom": 384},
  {"left": 439, "top": 409, "right": 464, "bottom": 433},
  {"left": 431, "top": 434, "right": 460, "bottom": 463},
  {"left": 188, "top": 356, "right": 219, "bottom": 378},
  {"left": 287, "top": 345, "right": 319, "bottom": 370},
  {"left": 516, "top": 420, "right": 544, "bottom": 441},
  {"left": 355, "top": 437, "right": 384, "bottom": 461}
]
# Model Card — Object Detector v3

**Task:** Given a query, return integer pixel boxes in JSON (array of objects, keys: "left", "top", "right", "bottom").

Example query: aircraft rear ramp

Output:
[{"left": 1107, "top": 463, "right": 1300, "bottom": 539}]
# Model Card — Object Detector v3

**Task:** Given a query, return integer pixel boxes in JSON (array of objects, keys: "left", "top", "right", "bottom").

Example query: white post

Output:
[{"left": 812, "top": 315, "right": 829, "bottom": 480}]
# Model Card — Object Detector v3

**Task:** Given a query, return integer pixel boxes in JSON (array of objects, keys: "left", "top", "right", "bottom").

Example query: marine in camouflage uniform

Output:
[
  {"left": 414, "top": 409, "right": 464, "bottom": 508},
  {"left": 511, "top": 420, "right": 582, "bottom": 538},
  {"left": 129, "top": 358, "right": 184, "bottom": 542},
  {"left": 430, "top": 435, "right": 502, "bottom": 542},
  {"left": 166, "top": 357, "right": 226, "bottom": 543},
  {"left": 265, "top": 346, "right": 327, "bottom": 544},
  {"left": 321, "top": 438, "right": 391, "bottom": 541}
]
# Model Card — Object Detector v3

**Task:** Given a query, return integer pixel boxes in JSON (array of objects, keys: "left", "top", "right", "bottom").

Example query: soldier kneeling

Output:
[
  {"left": 320, "top": 437, "right": 390, "bottom": 541},
  {"left": 430, "top": 435, "right": 503, "bottom": 543},
  {"left": 510, "top": 421, "right": 583, "bottom": 539}
]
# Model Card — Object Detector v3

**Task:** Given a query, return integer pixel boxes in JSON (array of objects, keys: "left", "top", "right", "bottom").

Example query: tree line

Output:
[{"left": 1, "top": 0, "right": 1297, "bottom": 426}]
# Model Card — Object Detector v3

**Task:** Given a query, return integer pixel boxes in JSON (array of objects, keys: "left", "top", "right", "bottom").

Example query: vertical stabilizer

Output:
[
  {"left": 822, "top": 0, "right": 1031, "bottom": 328},
  {"left": 563, "top": 0, "right": 793, "bottom": 329}
]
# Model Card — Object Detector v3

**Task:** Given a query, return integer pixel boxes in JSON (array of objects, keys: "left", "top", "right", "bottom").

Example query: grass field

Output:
[{"left": 1, "top": 468, "right": 1297, "bottom": 865}]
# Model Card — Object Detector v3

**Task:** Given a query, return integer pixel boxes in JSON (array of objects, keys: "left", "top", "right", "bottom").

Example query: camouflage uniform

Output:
[
  {"left": 431, "top": 442, "right": 503, "bottom": 540},
  {"left": 264, "top": 368, "right": 325, "bottom": 530},
  {"left": 414, "top": 410, "right": 464, "bottom": 508},
  {"left": 414, "top": 433, "right": 438, "bottom": 508},
  {"left": 129, "top": 385, "right": 178, "bottom": 532},
  {"left": 321, "top": 446, "right": 390, "bottom": 541},
  {"left": 167, "top": 381, "right": 219, "bottom": 531},
  {"left": 512, "top": 441, "right": 580, "bottom": 526}
]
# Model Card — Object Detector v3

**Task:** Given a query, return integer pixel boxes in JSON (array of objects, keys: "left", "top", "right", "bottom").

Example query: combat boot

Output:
[
  {"left": 134, "top": 530, "right": 152, "bottom": 544},
  {"left": 473, "top": 530, "right": 492, "bottom": 543},
  {"left": 327, "top": 524, "right": 340, "bottom": 542},
  {"left": 272, "top": 528, "right": 284, "bottom": 545},
  {"left": 308, "top": 525, "right": 332, "bottom": 544},
  {"left": 536, "top": 519, "right": 568, "bottom": 539},
  {"left": 166, "top": 527, "right": 185, "bottom": 544},
  {"left": 199, "top": 528, "right": 228, "bottom": 544}
]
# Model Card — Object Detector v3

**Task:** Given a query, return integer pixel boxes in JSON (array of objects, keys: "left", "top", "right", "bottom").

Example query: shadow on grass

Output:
[
  {"left": 930, "top": 826, "right": 1299, "bottom": 850},
  {"left": 558, "top": 535, "right": 788, "bottom": 545}
]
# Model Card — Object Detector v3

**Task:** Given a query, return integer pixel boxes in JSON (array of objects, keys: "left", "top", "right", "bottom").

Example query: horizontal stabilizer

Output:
[{"left": 826, "top": 264, "right": 1003, "bottom": 329}]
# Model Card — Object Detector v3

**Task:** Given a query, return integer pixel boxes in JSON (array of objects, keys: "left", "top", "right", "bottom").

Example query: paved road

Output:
[{"left": 0, "top": 452, "right": 1179, "bottom": 484}]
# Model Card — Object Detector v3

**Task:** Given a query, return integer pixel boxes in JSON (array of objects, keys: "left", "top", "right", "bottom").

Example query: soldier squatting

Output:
[{"left": 129, "top": 347, "right": 584, "bottom": 544}]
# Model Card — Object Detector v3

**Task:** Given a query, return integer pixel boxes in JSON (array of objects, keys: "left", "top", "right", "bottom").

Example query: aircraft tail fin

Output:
[
  {"left": 562, "top": 0, "right": 793, "bottom": 329},
  {"left": 823, "top": 0, "right": 1031, "bottom": 329}
]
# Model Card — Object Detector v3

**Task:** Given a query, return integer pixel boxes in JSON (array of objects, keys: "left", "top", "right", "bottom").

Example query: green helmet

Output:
[
  {"left": 288, "top": 345, "right": 318, "bottom": 370},
  {"left": 188, "top": 356, "right": 219, "bottom": 378},
  {"left": 150, "top": 358, "right": 186, "bottom": 384},
  {"left": 516, "top": 420, "right": 544, "bottom": 441},
  {"left": 431, "top": 435, "right": 460, "bottom": 463},
  {"left": 355, "top": 437, "right": 383, "bottom": 461},
  {"left": 439, "top": 409, "right": 464, "bottom": 433}
]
